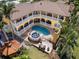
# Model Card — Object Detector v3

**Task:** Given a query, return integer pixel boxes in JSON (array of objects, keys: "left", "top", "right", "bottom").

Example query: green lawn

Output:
[
  {"left": 73, "top": 38, "right": 79, "bottom": 59},
  {"left": 27, "top": 46, "right": 49, "bottom": 59}
]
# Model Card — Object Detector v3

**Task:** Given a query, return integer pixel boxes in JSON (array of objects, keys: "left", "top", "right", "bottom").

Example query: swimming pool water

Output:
[{"left": 32, "top": 25, "right": 50, "bottom": 35}]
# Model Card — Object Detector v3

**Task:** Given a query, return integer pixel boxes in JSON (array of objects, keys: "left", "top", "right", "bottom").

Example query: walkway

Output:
[{"left": 49, "top": 50, "right": 60, "bottom": 59}]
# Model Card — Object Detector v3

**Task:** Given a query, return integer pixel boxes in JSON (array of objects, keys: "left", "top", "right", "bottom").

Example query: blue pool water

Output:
[{"left": 32, "top": 25, "right": 50, "bottom": 35}]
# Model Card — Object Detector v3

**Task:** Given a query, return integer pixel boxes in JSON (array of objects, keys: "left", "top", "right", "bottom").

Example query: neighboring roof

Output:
[
  {"left": 2, "top": 39, "right": 21, "bottom": 56},
  {"left": 0, "top": 30, "right": 22, "bottom": 56},
  {"left": 11, "top": 1, "right": 70, "bottom": 20}
]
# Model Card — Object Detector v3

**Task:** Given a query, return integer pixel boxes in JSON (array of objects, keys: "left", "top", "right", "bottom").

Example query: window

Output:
[
  {"left": 47, "top": 13, "right": 52, "bottom": 17},
  {"left": 29, "top": 20, "right": 33, "bottom": 24},
  {"left": 46, "top": 20, "right": 51, "bottom": 24},
  {"left": 34, "top": 18, "right": 40, "bottom": 23},
  {"left": 16, "top": 18, "right": 22, "bottom": 23},
  {"left": 36, "top": 11, "right": 40, "bottom": 14},
  {"left": 59, "top": 15, "right": 64, "bottom": 20},
  {"left": 18, "top": 26, "right": 23, "bottom": 31},
  {"left": 33, "top": 11, "right": 36, "bottom": 15},
  {"left": 41, "top": 11, "right": 46, "bottom": 15},
  {"left": 41, "top": 18, "right": 45, "bottom": 22},
  {"left": 29, "top": 13, "right": 32, "bottom": 16},
  {"left": 24, "top": 22, "right": 28, "bottom": 27},
  {"left": 23, "top": 15, "right": 27, "bottom": 20},
  {"left": 33, "top": 11, "right": 40, "bottom": 15}
]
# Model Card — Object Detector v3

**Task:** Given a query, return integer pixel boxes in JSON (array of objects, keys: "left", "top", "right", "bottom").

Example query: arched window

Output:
[
  {"left": 33, "top": 11, "right": 40, "bottom": 15},
  {"left": 34, "top": 18, "right": 40, "bottom": 23},
  {"left": 23, "top": 15, "right": 27, "bottom": 20},
  {"left": 41, "top": 18, "right": 45, "bottom": 22},
  {"left": 16, "top": 18, "right": 22, "bottom": 23},
  {"left": 24, "top": 22, "right": 28, "bottom": 27},
  {"left": 18, "top": 26, "right": 23, "bottom": 31},
  {"left": 29, "top": 13, "right": 32, "bottom": 16},
  {"left": 46, "top": 20, "right": 51, "bottom": 25},
  {"left": 29, "top": 20, "right": 33, "bottom": 24}
]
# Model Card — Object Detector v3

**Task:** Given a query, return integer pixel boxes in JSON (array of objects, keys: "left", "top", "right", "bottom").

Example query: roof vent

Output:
[{"left": 40, "top": 2, "right": 42, "bottom": 5}]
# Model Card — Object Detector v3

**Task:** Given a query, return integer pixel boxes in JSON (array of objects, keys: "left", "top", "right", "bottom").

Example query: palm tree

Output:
[
  {"left": 0, "top": 0, "right": 15, "bottom": 32},
  {"left": 57, "top": 18, "right": 78, "bottom": 59},
  {"left": 0, "top": 1, "right": 15, "bottom": 52},
  {"left": 0, "top": 1, "right": 14, "bottom": 18},
  {"left": 56, "top": 0, "right": 79, "bottom": 59}
]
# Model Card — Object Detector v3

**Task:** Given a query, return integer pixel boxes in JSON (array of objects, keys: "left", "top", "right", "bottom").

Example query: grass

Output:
[
  {"left": 27, "top": 46, "right": 49, "bottom": 59},
  {"left": 12, "top": 48, "right": 30, "bottom": 59},
  {"left": 73, "top": 38, "right": 79, "bottom": 59},
  {"left": 12, "top": 46, "right": 49, "bottom": 59}
]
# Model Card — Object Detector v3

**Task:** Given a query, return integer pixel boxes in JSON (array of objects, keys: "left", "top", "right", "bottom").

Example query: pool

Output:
[
  {"left": 32, "top": 25, "right": 50, "bottom": 35},
  {"left": 29, "top": 31, "right": 40, "bottom": 41},
  {"left": 28, "top": 31, "right": 40, "bottom": 43}
]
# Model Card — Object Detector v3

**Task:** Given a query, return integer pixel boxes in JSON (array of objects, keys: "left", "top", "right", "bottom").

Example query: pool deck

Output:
[
  {"left": 20, "top": 27, "right": 60, "bottom": 59},
  {"left": 23, "top": 37, "right": 60, "bottom": 59},
  {"left": 21, "top": 28, "right": 59, "bottom": 53},
  {"left": 21, "top": 27, "right": 59, "bottom": 44}
]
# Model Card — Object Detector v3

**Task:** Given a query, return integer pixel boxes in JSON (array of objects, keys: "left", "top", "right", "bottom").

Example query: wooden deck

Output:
[
  {"left": 51, "top": 32, "right": 59, "bottom": 44},
  {"left": 21, "top": 27, "right": 59, "bottom": 44}
]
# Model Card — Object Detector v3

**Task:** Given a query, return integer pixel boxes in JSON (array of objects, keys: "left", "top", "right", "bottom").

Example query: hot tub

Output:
[{"left": 28, "top": 31, "right": 41, "bottom": 43}]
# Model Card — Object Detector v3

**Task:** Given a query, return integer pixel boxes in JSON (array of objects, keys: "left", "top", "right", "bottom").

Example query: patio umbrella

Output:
[{"left": 2, "top": 40, "right": 21, "bottom": 56}]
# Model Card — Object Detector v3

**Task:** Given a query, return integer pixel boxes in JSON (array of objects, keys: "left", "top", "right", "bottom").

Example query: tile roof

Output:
[
  {"left": 2, "top": 40, "right": 21, "bottom": 56},
  {"left": 11, "top": 1, "right": 70, "bottom": 20},
  {"left": 0, "top": 29, "right": 21, "bottom": 56}
]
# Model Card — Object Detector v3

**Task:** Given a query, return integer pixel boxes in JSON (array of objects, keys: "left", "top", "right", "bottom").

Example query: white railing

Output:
[
  {"left": 14, "top": 15, "right": 61, "bottom": 27},
  {"left": 17, "top": 23, "right": 34, "bottom": 35}
]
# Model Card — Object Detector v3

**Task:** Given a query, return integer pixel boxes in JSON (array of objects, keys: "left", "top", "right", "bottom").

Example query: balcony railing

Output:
[
  {"left": 12, "top": 15, "right": 61, "bottom": 35},
  {"left": 14, "top": 15, "right": 61, "bottom": 26}
]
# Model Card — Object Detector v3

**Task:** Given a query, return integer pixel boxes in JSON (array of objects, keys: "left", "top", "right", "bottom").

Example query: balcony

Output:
[{"left": 14, "top": 15, "right": 61, "bottom": 27}]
